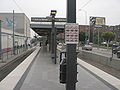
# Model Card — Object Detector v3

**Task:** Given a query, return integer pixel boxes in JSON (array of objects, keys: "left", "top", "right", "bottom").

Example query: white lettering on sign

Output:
[{"left": 65, "top": 23, "right": 79, "bottom": 44}]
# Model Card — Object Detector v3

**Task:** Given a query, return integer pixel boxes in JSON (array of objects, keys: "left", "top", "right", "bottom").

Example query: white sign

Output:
[{"left": 65, "top": 23, "right": 79, "bottom": 44}]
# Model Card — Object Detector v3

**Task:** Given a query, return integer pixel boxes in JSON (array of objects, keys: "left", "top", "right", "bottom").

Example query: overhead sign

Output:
[
  {"left": 65, "top": 23, "right": 79, "bottom": 44},
  {"left": 31, "top": 17, "right": 66, "bottom": 22},
  {"left": 89, "top": 16, "right": 105, "bottom": 27}
]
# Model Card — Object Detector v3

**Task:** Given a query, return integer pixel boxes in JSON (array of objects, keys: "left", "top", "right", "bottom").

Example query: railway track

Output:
[{"left": 0, "top": 48, "right": 35, "bottom": 82}]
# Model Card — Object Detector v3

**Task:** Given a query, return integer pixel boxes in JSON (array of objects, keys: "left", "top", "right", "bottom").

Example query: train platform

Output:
[{"left": 0, "top": 46, "right": 120, "bottom": 90}]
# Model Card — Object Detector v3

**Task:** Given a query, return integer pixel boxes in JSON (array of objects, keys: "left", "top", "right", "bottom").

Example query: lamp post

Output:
[
  {"left": 51, "top": 10, "right": 57, "bottom": 64},
  {"left": 0, "top": 20, "right": 2, "bottom": 60},
  {"left": 13, "top": 10, "right": 15, "bottom": 55},
  {"left": 79, "top": 9, "right": 87, "bottom": 25},
  {"left": 79, "top": 9, "right": 89, "bottom": 43}
]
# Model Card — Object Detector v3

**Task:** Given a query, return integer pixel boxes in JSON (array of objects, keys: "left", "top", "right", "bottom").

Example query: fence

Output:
[{"left": 0, "top": 32, "right": 31, "bottom": 62}]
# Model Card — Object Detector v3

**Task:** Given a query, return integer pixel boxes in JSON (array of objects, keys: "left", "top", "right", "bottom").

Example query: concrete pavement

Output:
[
  {"left": 0, "top": 46, "right": 119, "bottom": 90},
  {"left": 19, "top": 46, "right": 115, "bottom": 90}
]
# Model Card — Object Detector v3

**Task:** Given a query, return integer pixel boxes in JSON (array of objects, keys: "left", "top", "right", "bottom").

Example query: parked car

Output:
[
  {"left": 58, "top": 43, "right": 63, "bottom": 46},
  {"left": 113, "top": 46, "right": 120, "bottom": 54},
  {"left": 82, "top": 45, "right": 92, "bottom": 51},
  {"left": 117, "top": 51, "right": 120, "bottom": 58}
]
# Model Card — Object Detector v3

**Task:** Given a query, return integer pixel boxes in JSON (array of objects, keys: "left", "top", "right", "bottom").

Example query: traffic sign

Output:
[{"left": 65, "top": 23, "right": 79, "bottom": 44}]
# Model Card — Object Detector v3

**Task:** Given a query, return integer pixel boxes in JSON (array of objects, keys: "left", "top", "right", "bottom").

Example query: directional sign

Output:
[
  {"left": 31, "top": 17, "right": 66, "bottom": 22},
  {"left": 65, "top": 23, "right": 79, "bottom": 44}
]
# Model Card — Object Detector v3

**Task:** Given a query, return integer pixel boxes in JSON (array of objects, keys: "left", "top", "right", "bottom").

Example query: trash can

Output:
[{"left": 59, "top": 58, "right": 66, "bottom": 84}]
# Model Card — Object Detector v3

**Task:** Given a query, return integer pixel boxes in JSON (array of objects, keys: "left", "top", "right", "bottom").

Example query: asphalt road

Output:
[{"left": 79, "top": 47, "right": 119, "bottom": 60}]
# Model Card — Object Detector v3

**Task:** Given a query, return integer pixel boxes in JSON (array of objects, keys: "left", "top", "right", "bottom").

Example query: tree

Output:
[
  {"left": 79, "top": 31, "right": 86, "bottom": 43},
  {"left": 101, "top": 32, "right": 115, "bottom": 49}
]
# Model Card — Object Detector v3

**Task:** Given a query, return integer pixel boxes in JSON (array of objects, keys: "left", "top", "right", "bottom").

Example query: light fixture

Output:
[{"left": 50, "top": 10, "right": 57, "bottom": 16}]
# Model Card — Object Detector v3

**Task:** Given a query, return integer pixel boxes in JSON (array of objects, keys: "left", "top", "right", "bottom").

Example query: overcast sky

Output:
[{"left": 0, "top": 0, "right": 120, "bottom": 25}]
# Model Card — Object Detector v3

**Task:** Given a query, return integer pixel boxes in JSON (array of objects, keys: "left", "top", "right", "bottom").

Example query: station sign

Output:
[
  {"left": 65, "top": 23, "right": 79, "bottom": 44},
  {"left": 31, "top": 17, "right": 66, "bottom": 22}
]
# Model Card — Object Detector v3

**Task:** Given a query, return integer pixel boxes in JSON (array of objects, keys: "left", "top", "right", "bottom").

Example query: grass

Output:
[
  {"left": 99, "top": 46, "right": 112, "bottom": 49},
  {"left": 93, "top": 46, "right": 112, "bottom": 49}
]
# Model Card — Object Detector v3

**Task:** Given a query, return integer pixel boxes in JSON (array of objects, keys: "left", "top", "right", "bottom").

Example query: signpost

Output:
[{"left": 66, "top": 0, "right": 77, "bottom": 90}]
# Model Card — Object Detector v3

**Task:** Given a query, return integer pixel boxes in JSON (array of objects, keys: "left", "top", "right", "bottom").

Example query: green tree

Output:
[
  {"left": 79, "top": 31, "right": 88, "bottom": 44},
  {"left": 101, "top": 32, "right": 115, "bottom": 49}
]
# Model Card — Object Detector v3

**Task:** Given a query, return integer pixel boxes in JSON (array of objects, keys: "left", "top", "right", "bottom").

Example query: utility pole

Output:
[
  {"left": 51, "top": 10, "right": 57, "bottom": 64},
  {"left": 98, "top": 27, "right": 100, "bottom": 48},
  {"left": 51, "top": 15, "right": 55, "bottom": 55},
  {"left": 13, "top": 10, "right": 15, "bottom": 55},
  {"left": 66, "top": 0, "right": 77, "bottom": 90},
  {"left": 0, "top": 20, "right": 5, "bottom": 62},
  {"left": 0, "top": 20, "right": 2, "bottom": 60},
  {"left": 79, "top": 9, "right": 87, "bottom": 25},
  {"left": 54, "top": 27, "right": 57, "bottom": 64}
]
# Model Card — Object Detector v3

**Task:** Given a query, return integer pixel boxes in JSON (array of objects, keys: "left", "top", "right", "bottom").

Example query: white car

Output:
[{"left": 82, "top": 45, "right": 92, "bottom": 51}]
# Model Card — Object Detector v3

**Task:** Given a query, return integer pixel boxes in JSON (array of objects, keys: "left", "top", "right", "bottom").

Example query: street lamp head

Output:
[{"left": 50, "top": 10, "right": 57, "bottom": 16}]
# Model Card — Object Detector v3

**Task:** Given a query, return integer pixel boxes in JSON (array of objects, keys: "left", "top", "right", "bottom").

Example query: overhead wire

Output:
[
  {"left": 78, "top": 0, "right": 93, "bottom": 12},
  {"left": 12, "top": 0, "right": 30, "bottom": 18},
  {"left": 80, "top": 0, "right": 93, "bottom": 10},
  {"left": 77, "top": 0, "right": 93, "bottom": 24},
  {"left": 12, "top": 0, "right": 24, "bottom": 13}
]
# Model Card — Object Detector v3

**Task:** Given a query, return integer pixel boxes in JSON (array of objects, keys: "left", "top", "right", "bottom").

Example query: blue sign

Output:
[{"left": 5, "top": 18, "right": 16, "bottom": 28}]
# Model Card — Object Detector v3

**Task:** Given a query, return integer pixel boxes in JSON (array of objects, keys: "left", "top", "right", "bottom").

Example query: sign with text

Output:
[
  {"left": 65, "top": 23, "right": 79, "bottom": 44},
  {"left": 95, "top": 17, "right": 105, "bottom": 25},
  {"left": 90, "top": 16, "right": 105, "bottom": 27},
  {"left": 31, "top": 17, "right": 66, "bottom": 22}
]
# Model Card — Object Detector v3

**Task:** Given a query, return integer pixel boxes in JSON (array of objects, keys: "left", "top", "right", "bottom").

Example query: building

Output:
[
  {"left": 79, "top": 25, "right": 90, "bottom": 32},
  {"left": 0, "top": 13, "right": 31, "bottom": 49},
  {"left": 79, "top": 25, "right": 120, "bottom": 43}
]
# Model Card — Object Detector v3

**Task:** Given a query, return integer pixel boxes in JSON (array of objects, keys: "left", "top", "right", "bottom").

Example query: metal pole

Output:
[
  {"left": 89, "top": 24, "right": 93, "bottom": 42},
  {"left": 13, "top": 10, "right": 15, "bottom": 55},
  {"left": 0, "top": 20, "right": 2, "bottom": 59},
  {"left": 98, "top": 27, "right": 100, "bottom": 48},
  {"left": 52, "top": 16, "right": 56, "bottom": 64},
  {"left": 93, "top": 26, "right": 95, "bottom": 44},
  {"left": 49, "top": 32, "right": 51, "bottom": 52},
  {"left": 51, "top": 17, "right": 54, "bottom": 54},
  {"left": 66, "top": 0, "right": 77, "bottom": 90},
  {"left": 78, "top": 9, "right": 87, "bottom": 25},
  {"left": 26, "top": 23, "right": 28, "bottom": 50},
  {"left": 54, "top": 27, "right": 57, "bottom": 64},
  {"left": 85, "top": 11, "right": 87, "bottom": 25},
  {"left": 7, "top": 35, "right": 9, "bottom": 59}
]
